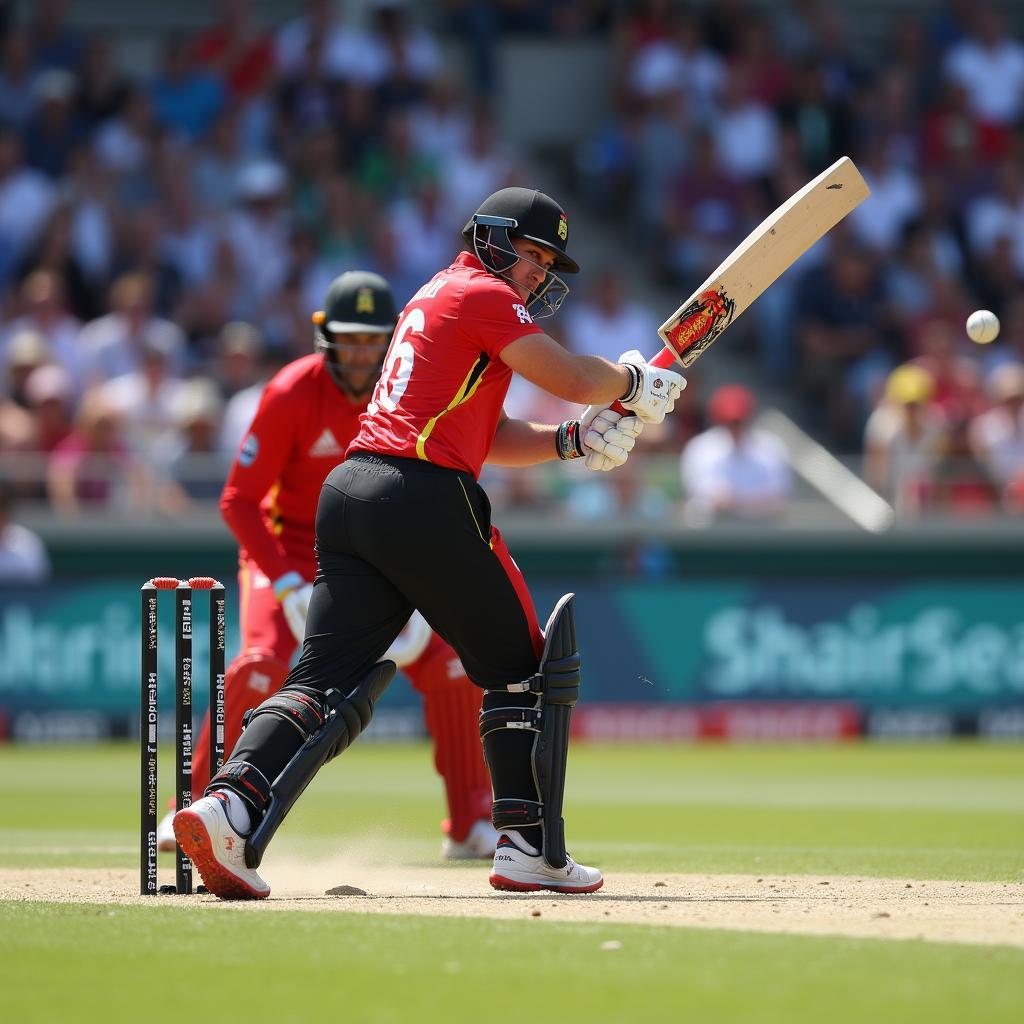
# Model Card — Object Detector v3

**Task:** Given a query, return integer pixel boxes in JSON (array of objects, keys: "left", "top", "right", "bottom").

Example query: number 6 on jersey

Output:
[{"left": 367, "top": 308, "right": 422, "bottom": 415}]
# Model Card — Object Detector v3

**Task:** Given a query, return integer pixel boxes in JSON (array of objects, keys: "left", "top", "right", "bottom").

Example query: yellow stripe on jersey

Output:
[
  {"left": 415, "top": 354, "right": 489, "bottom": 461},
  {"left": 267, "top": 481, "right": 283, "bottom": 536}
]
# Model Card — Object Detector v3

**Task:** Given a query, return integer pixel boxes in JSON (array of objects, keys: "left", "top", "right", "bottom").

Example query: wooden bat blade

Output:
[{"left": 656, "top": 156, "right": 870, "bottom": 370}]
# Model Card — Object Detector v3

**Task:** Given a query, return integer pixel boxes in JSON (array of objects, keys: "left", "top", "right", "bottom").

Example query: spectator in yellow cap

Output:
[{"left": 864, "top": 364, "right": 947, "bottom": 516}]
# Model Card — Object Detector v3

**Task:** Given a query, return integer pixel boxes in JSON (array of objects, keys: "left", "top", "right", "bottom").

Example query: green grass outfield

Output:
[{"left": 1, "top": 741, "right": 1023, "bottom": 1022}]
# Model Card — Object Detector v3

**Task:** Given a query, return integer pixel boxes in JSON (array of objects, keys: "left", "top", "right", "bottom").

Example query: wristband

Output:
[
  {"left": 555, "top": 420, "right": 586, "bottom": 460},
  {"left": 619, "top": 363, "right": 642, "bottom": 404}
]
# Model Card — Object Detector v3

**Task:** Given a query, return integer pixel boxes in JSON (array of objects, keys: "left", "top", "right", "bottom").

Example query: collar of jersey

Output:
[{"left": 454, "top": 251, "right": 484, "bottom": 272}]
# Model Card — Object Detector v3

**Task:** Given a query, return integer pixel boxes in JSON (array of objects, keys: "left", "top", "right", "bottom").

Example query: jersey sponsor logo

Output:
[
  {"left": 309, "top": 428, "right": 343, "bottom": 457},
  {"left": 238, "top": 433, "right": 259, "bottom": 467},
  {"left": 512, "top": 303, "right": 533, "bottom": 325}
]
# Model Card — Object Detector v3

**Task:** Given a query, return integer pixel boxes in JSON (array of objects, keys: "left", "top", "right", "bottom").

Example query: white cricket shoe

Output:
[
  {"left": 442, "top": 818, "right": 499, "bottom": 860},
  {"left": 172, "top": 793, "right": 270, "bottom": 900},
  {"left": 157, "top": 810, "right": 177, "bottom": 852},
  {"left": 489, "top": 831, "right": 603, "bottom": 893}
]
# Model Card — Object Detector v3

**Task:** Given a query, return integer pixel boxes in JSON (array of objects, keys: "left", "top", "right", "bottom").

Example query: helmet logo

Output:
[
  {"left": 557, "top": 214, "right": 568, "bottom": 241},
  {"left": 355, "top": 287, "right": 375, "bottom": 315}
]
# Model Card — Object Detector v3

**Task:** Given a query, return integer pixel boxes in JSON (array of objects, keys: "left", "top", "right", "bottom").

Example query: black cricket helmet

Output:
[
  {"left": 462, "top": 187, "right": 578, "bottom": 317},
  {"left": 313, "top": 270, "right": 397, "bottom": 398}
]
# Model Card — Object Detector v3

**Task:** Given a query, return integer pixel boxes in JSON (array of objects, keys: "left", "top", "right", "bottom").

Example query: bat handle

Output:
[{"left": 607, "top": 346, "right": 680, "bottom": 415}]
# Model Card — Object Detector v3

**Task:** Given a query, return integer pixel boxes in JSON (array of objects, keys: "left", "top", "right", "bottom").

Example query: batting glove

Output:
[{"left": 617, "top": 349, "right": 686, "bottom": 424}]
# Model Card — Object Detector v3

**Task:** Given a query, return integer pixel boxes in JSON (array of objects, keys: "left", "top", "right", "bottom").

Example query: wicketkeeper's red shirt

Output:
[
  {"left": 349, "top": 252, "right": 544, "bottom": 478},
  {"left": 220, "top": 354, "right": 364, "bottom": 582}
]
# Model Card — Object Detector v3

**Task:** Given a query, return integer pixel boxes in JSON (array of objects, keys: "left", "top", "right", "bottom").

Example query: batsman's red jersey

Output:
[
  {"left": 220, "top": 354, "right": 364, "bottom": 582},
  {"left": 350, "top": 252, "right": 544, "bottom": 477}
]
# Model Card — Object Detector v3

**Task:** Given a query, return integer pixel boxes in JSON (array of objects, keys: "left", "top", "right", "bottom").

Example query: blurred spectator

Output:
[
  {"left": 931, "top": 411, "right": 994, "bottom": 517},
  {"left": 906, "top": 318, "right": 985, "bottom": 422},
  {"left": 969, "top": 363, "right": 1024, "bottom": 513},
  {"left": 439, "top": 104, "right": 516, "bottom": 218},
  {"left": 733, "top": 19, "right": 791, "bottom": 106},
  {"left": 386, "top": 178, "right": 458, "bottom": 293},
  {"left": 29, "top": 0, "right": 82, "bottom": 73},
  {"left": 155, "top": 377, "right": 229, "bottom": 511},
  {"left": 964, "top": 159, "right": 1024, "bottom": 277},
  {"left": 661, "top": 131, "right": 739, "bottom": 284},
  {"left": 211, "top": 320, "right": 265, "bottom": 399},
  {"left": 219, "top": 327, "right": 277, "bottom": 456},
  {"left": 359, "top": 109, "right": 437, "bottom": 203},
  {"left": 681, "top": 384, "right": 791, "bottom": 523},
  {"left": 563, "top": 267, "right": 660, "bottom": 364},
  {"left": 0, "top": 28, "right": 38, "bottom": 130},
  {"left": 93, "top": 85, "right": 162, "bottom": 209},
  {"left": 0, "top": 126, "right": 56, "bottom": 285},
  {"left": 3, "top": 329, "right": 52, "bottom": 407},
  {"left": 847, "top": 135, "right": 922, "bottom": 254},
  {"left": 100, "top": 335, "right": 185, "bottom": 459},
  {"left": 75, "top": 35, "right": 132, "bottom": 131},
  {"left": 626, "top": 11, "right": 724, "bottom": 114},
  {"left": 943, "top": 8, "right": 1024, "bottom": 128},
  {"left": 46, "top": 387, "right": 148, "bottom": 516},
  {"left": 864, "top": 364, "right": 947, "bottom": 517},
  {"left": 18, "top": 202, "right": 99, "bottom": 321},
  {"left": 222, "top": 160, "right": 293, "bottom": 314},
  {"left": 109, "top": 204, "right": 182, "bottom": 318},
  {"left": 796, "top": 241, "right": 896, "bottom": 444},
  {"left": 62, "top": 144, "right": 116, "bottom": 298},
  {"left": 190, "top": 0, "right": 275, "bottom": 102},
  {"left": 777, "top": 58, "right": 851, "bottom": 172},
  {"left": 274, "top": 32, "right": 336, "bottom": 138},
  {"left": 158, "top": 171, "right": 222, "bottom": 296},
  {"left": 150, "top": 36, "right": 226, "bottom": 142},
  {"left": 275, "top": 0, "right": 373, "bottom": 81},
  {"left": 0, "top": 477, "right": 49, "bottom": 582},
  {"left": 366, "top": 0, "right": 443, "bottom": 107},
  {"left": 408, "top": 76, "right": 470, "bottom": 163},
  {"left": 190, "top": 107, "right": 249, "bottom": 213},
  {"left": 23, "top": 362, "right": 73, "bottom": 453},
  {"left": 316, "top": 173, "right": 369, "bottom": 271},
  {"left": 711, "top": 67, "right": 779, "bottom": 182},
  {"left": 0, "top": 388, "right": 33, "bottom": 451},
  {"left": 23, "top": 67, "right": 85, "bottom": 179},
  {"left": 80, "top": 271, "right": 186, "bottom": 383},
  {"left": 2, "top": 271, "right": 85, "bottom": 391}
]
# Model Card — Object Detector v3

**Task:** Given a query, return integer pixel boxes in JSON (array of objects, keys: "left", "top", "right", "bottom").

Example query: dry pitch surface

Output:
[{"left": 3, "top": 861, "right": 1021, "bottom": 948}]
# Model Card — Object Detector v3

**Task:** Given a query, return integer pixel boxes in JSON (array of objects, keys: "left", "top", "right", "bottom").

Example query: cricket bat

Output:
[{"left": 644, "top": 156, "right": 869, "bottom": 375}]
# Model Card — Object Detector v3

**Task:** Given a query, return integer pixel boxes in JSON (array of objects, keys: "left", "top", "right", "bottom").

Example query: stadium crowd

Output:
[
  {"left": 0, "top": 0, "right": 1022, "bottom": 531},
  {"left": 579, "top": 0, "right": 1024, "bottom": 518}
]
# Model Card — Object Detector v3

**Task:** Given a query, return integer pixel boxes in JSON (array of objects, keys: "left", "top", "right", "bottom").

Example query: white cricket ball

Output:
[{"left": 966, "top": 309, "right": 1000, "bottom": 344}]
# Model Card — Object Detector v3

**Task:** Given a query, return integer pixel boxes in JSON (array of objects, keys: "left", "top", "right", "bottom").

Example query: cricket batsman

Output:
[
  {"left": 175, "top": 187, "right": 685, "bottom": 898},
  {"left": 158, "top": 271, "right": 497, "bottom": 859}
]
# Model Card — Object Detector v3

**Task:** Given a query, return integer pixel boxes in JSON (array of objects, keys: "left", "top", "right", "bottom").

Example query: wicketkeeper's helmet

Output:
[{"left": 312, "top": 271, "right": 396, "bottom": 398}]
